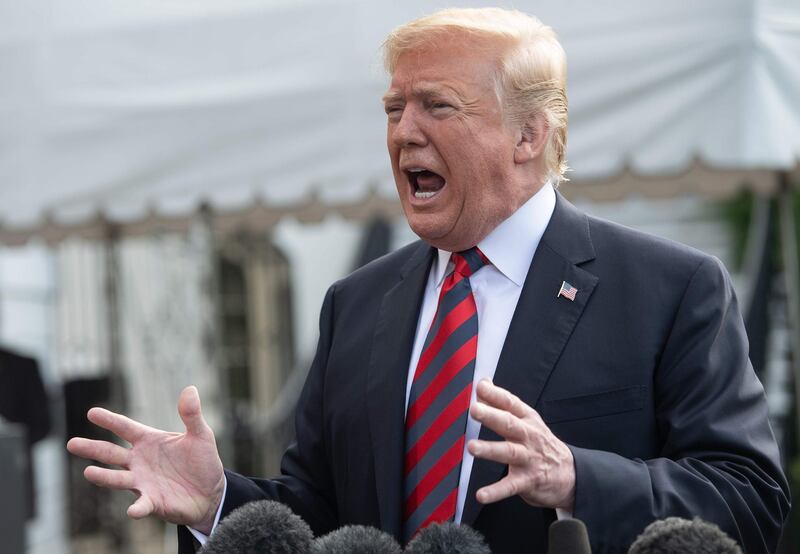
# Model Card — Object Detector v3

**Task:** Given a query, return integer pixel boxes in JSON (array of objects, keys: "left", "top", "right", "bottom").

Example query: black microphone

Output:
[
  {"left": 548, "top": 518, "right": 591, "bottom": 554},
  {"left": 404, "top": 522, "right": 490, "bottom": 553},
  {"left": 199, "top": 499, "right": 313, "bottom": 554},
  {"left": 628, "top": 517, "right": 742, "bottom": 554},
  {"left": 310, "top": 524, "right": 402, "bottom": 553}
]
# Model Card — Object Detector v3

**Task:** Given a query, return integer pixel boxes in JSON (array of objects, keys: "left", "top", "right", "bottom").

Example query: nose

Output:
[{"left": 390, "top": 104, "right": 428, "bottom": 148}]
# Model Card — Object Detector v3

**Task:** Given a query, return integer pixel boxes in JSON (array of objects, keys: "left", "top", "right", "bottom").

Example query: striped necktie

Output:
[{"left": 403, "top": 246, "right": 489, "bottom": 542}]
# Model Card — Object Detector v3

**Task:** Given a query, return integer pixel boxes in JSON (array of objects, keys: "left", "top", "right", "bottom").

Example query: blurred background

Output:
[{"left": 0, "top": 0, "right": 798, "bottom": 552}]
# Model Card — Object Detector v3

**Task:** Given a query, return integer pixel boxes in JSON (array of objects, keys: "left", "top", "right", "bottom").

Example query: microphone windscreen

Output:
[
  {"left": 310, "top": 525, "right": 402, "bottom": 554},
  {"left": 628, "top": 517, "right": 742, "bottom": 554},
  {"left": 404, "top": 522, "right": 490, "bottom": 554},
  {"left": 199, "top": 499, "right": 313, "bottom": 554},
  {"left": 548, "top": 518, "right": 591, "bottom": 554}
]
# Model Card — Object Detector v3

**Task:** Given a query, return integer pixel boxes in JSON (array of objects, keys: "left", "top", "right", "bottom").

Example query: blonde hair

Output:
[{"left": 383, "top": 7, "right": 569, "bottom": 184}]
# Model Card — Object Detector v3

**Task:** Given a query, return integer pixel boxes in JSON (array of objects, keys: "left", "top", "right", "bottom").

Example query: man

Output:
[{"left": 67, "top": 8, "right": 790, "bottom": 553}]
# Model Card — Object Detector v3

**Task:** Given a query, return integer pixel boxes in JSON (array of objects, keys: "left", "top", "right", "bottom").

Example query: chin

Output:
[
  {"left": 408, "top": 221, "right": 450, "bottom": 249},
  {"left": 406, "top": 212, "right": 481, "bottom": 252},
  {"left": 413, "top": 227, "right": 476, "bottom": 252}
]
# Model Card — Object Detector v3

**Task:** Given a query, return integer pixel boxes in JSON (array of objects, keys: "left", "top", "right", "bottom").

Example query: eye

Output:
[
  {"left": 427, "top": 100, "right": 456, "bottom": 115},
  {"left": 385, "top": 105, "right": 404, "bottom": 120}
]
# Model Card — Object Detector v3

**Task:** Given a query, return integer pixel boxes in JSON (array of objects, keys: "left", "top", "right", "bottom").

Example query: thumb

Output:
[
  {"left": 128, "top": 493, "right": 154, "bottom": 519},
  {"left": 178, "top": 385, "right": 210, "bottom": 437}
]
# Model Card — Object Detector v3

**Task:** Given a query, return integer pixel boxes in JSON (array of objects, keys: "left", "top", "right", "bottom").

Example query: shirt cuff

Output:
[
  {"left": 555, "top": 507, "right": 573, "bottom": 520},
  {"left": 187, "top": 475, "right": 228, "bottom": 546}
]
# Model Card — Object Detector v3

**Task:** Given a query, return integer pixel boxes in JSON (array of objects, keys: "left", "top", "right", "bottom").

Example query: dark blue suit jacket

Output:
[{"left": 180, "top": 194, "right": 790, "bottom": 553}]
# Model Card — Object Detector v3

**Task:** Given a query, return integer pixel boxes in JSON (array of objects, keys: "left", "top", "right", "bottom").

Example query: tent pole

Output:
[
  {"left": 103, "top": 223, "right": 124, "bottom": 412},
  {"left": 196, "top": 205, "right": 233, "bottom": 462},
  {"left": 777, "top": 171, "right": 800, "bottom": 445},
  {"left": 101, "top": 222, "right": 132, "bottom": 553}
]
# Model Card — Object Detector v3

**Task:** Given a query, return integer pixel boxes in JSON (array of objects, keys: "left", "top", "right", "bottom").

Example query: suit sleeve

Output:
[
  {"left": 178, "top": 285, "right": 340, "bottom": 553},
  {"left": 570, "top": 256, "right": 791, "bottom": 554}
]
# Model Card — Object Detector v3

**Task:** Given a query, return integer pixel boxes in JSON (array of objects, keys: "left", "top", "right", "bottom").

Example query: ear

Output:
[{"left": 513, "top": 114, "right": 548, "bottom": 165}]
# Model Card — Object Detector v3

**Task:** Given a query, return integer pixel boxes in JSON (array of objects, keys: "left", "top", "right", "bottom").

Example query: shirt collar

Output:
[{"left": 433, "top": 181, "right": 556, "bottom": 287}]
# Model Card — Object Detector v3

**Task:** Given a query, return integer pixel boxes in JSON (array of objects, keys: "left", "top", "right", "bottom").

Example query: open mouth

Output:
[{"left": 406, "top": 168, "right": 446, "bottom": 199}]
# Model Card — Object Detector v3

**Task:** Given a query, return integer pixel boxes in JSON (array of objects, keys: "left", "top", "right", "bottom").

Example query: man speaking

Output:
[{"left": 67, "top": 8, "right": 790, "bottom": 553}]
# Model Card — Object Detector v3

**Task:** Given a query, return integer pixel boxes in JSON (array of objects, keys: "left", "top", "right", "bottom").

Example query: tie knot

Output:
[{"left": 452, "top": 247, "right": 489, "bottom": 278}]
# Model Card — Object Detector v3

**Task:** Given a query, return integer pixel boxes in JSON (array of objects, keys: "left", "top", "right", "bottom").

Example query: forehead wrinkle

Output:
[{"left": 415, "top": 83, "right": 464, "bottom": 101}]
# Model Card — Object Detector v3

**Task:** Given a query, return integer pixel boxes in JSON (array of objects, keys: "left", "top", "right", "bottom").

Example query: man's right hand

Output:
[{"left": 66, "top": 385, "right": 225, "bottom": 535}]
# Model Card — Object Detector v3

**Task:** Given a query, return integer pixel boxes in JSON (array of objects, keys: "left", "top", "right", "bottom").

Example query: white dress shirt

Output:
[
  {"left": 193, "top": 182, "right": 558, "bottom": 544},
  {"left": 404, "top": 182, "right": 556, "bottom": 523}
]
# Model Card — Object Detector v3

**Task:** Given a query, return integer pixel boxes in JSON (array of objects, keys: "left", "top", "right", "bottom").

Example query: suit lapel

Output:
[
  {"left": 367, "top": 242, "right": 434, "bottom": 539},
  {"left": 461, "top": 194, "right": 599, "bottom": 526}
]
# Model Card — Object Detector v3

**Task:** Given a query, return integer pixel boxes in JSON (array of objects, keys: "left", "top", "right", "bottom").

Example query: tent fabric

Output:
[{"left": 1, "top": 0, "right": 798, "bottom": 242}]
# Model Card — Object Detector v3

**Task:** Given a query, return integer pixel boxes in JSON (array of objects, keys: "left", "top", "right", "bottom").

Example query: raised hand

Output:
[
  {"left": 66, "top": 386, "right": 225, "bottom": 534},
  {"left": 467, "top": 379, "right": 576, "bottom": 512}
]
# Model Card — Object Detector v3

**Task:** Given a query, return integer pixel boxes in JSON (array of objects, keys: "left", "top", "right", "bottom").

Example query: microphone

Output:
[
  {"left": 310, "top": 524, "right": 402, "bottom": 553},
  {"left": 548, "top": 518, "right": 591, "bottom": 554},
  {"left": 404, "top": 522, "right": 490, "bottom": 553},
  {"left": 628, "top": 517, "right": 742, "bottom": 554},
  {"left": 199, "top": 500, "right": 313, "bottom": 554}
]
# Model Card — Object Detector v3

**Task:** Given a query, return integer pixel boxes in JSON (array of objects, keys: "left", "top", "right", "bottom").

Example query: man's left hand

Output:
[{"left": 467, "top": 379, "right": 576, "bottom": 512}]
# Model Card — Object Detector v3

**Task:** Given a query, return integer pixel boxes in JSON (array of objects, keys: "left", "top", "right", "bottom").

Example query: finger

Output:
[
  {"left": 67, "top": 437, "right": 130, "bottom": 467},
  {"left": 476, "top": 379, "right": 534, "bottom": 419},
  {"left": 468, "top": 439, "right": 528, "bottom": 466},
  {"left": 470, "top": 401, "right": 528, "bottom": 443},
  {"left": 476, "top": 474, "right": 525, "bottom": 505},
  {"left": 178, "top": 385, "right": 210, "bottom": 437},
  {"left": 84, "top": 466, "right": 135, "bottom": 490},
  {"left": 127, "top": 493, "right": 155, "bottom": 519},
  {"left": 87, "top": 407, "right": 148, "bottom": 444}
]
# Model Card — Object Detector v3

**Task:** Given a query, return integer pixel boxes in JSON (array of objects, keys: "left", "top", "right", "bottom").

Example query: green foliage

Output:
[
  {"left": 716, "top": 185, "right": 800, "bottom": 273},
  {"left": 717, "top": 189, "right": 754, "bottom": 271},
  {"left": 793, "top": 187, "right": 800, "bottom": 260},
  {"left": 791, "top": 456, "right": 800, "bottom": 486}
]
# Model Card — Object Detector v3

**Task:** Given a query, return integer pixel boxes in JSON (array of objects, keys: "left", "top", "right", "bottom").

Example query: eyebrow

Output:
[
  {"left": 381, "top": 90, "right": 404, "bottom": 105},
  {"left": 382, "top": 84, "right": 463, "bottom": 106}
]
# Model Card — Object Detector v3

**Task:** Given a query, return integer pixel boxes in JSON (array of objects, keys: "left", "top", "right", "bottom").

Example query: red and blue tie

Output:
[{"left": 403, "top": 247, "right": 489, "bottom": 542}]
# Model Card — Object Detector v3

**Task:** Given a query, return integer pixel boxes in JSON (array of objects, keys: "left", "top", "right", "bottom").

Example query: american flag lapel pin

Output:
[{"left": 557, "top": 280, "right": 578, "bottom": 301}]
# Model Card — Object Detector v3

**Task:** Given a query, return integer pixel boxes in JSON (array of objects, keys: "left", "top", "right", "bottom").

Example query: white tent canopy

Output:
[{"left": 1, "top": 0, "right": 798, "bottom": 243}]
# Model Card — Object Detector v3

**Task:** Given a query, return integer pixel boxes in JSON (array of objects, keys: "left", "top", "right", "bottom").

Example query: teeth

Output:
[
  {"left": 408, "top": 168, "right": 427, "bottom": 173},
  {"left": 415, "top": 191, "right": 438, "bottom": 199}
]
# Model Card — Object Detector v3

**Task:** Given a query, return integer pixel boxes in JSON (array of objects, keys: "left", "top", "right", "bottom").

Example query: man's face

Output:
[{"left": 384, "top": 35, "right": 537, "bottom": 252}]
